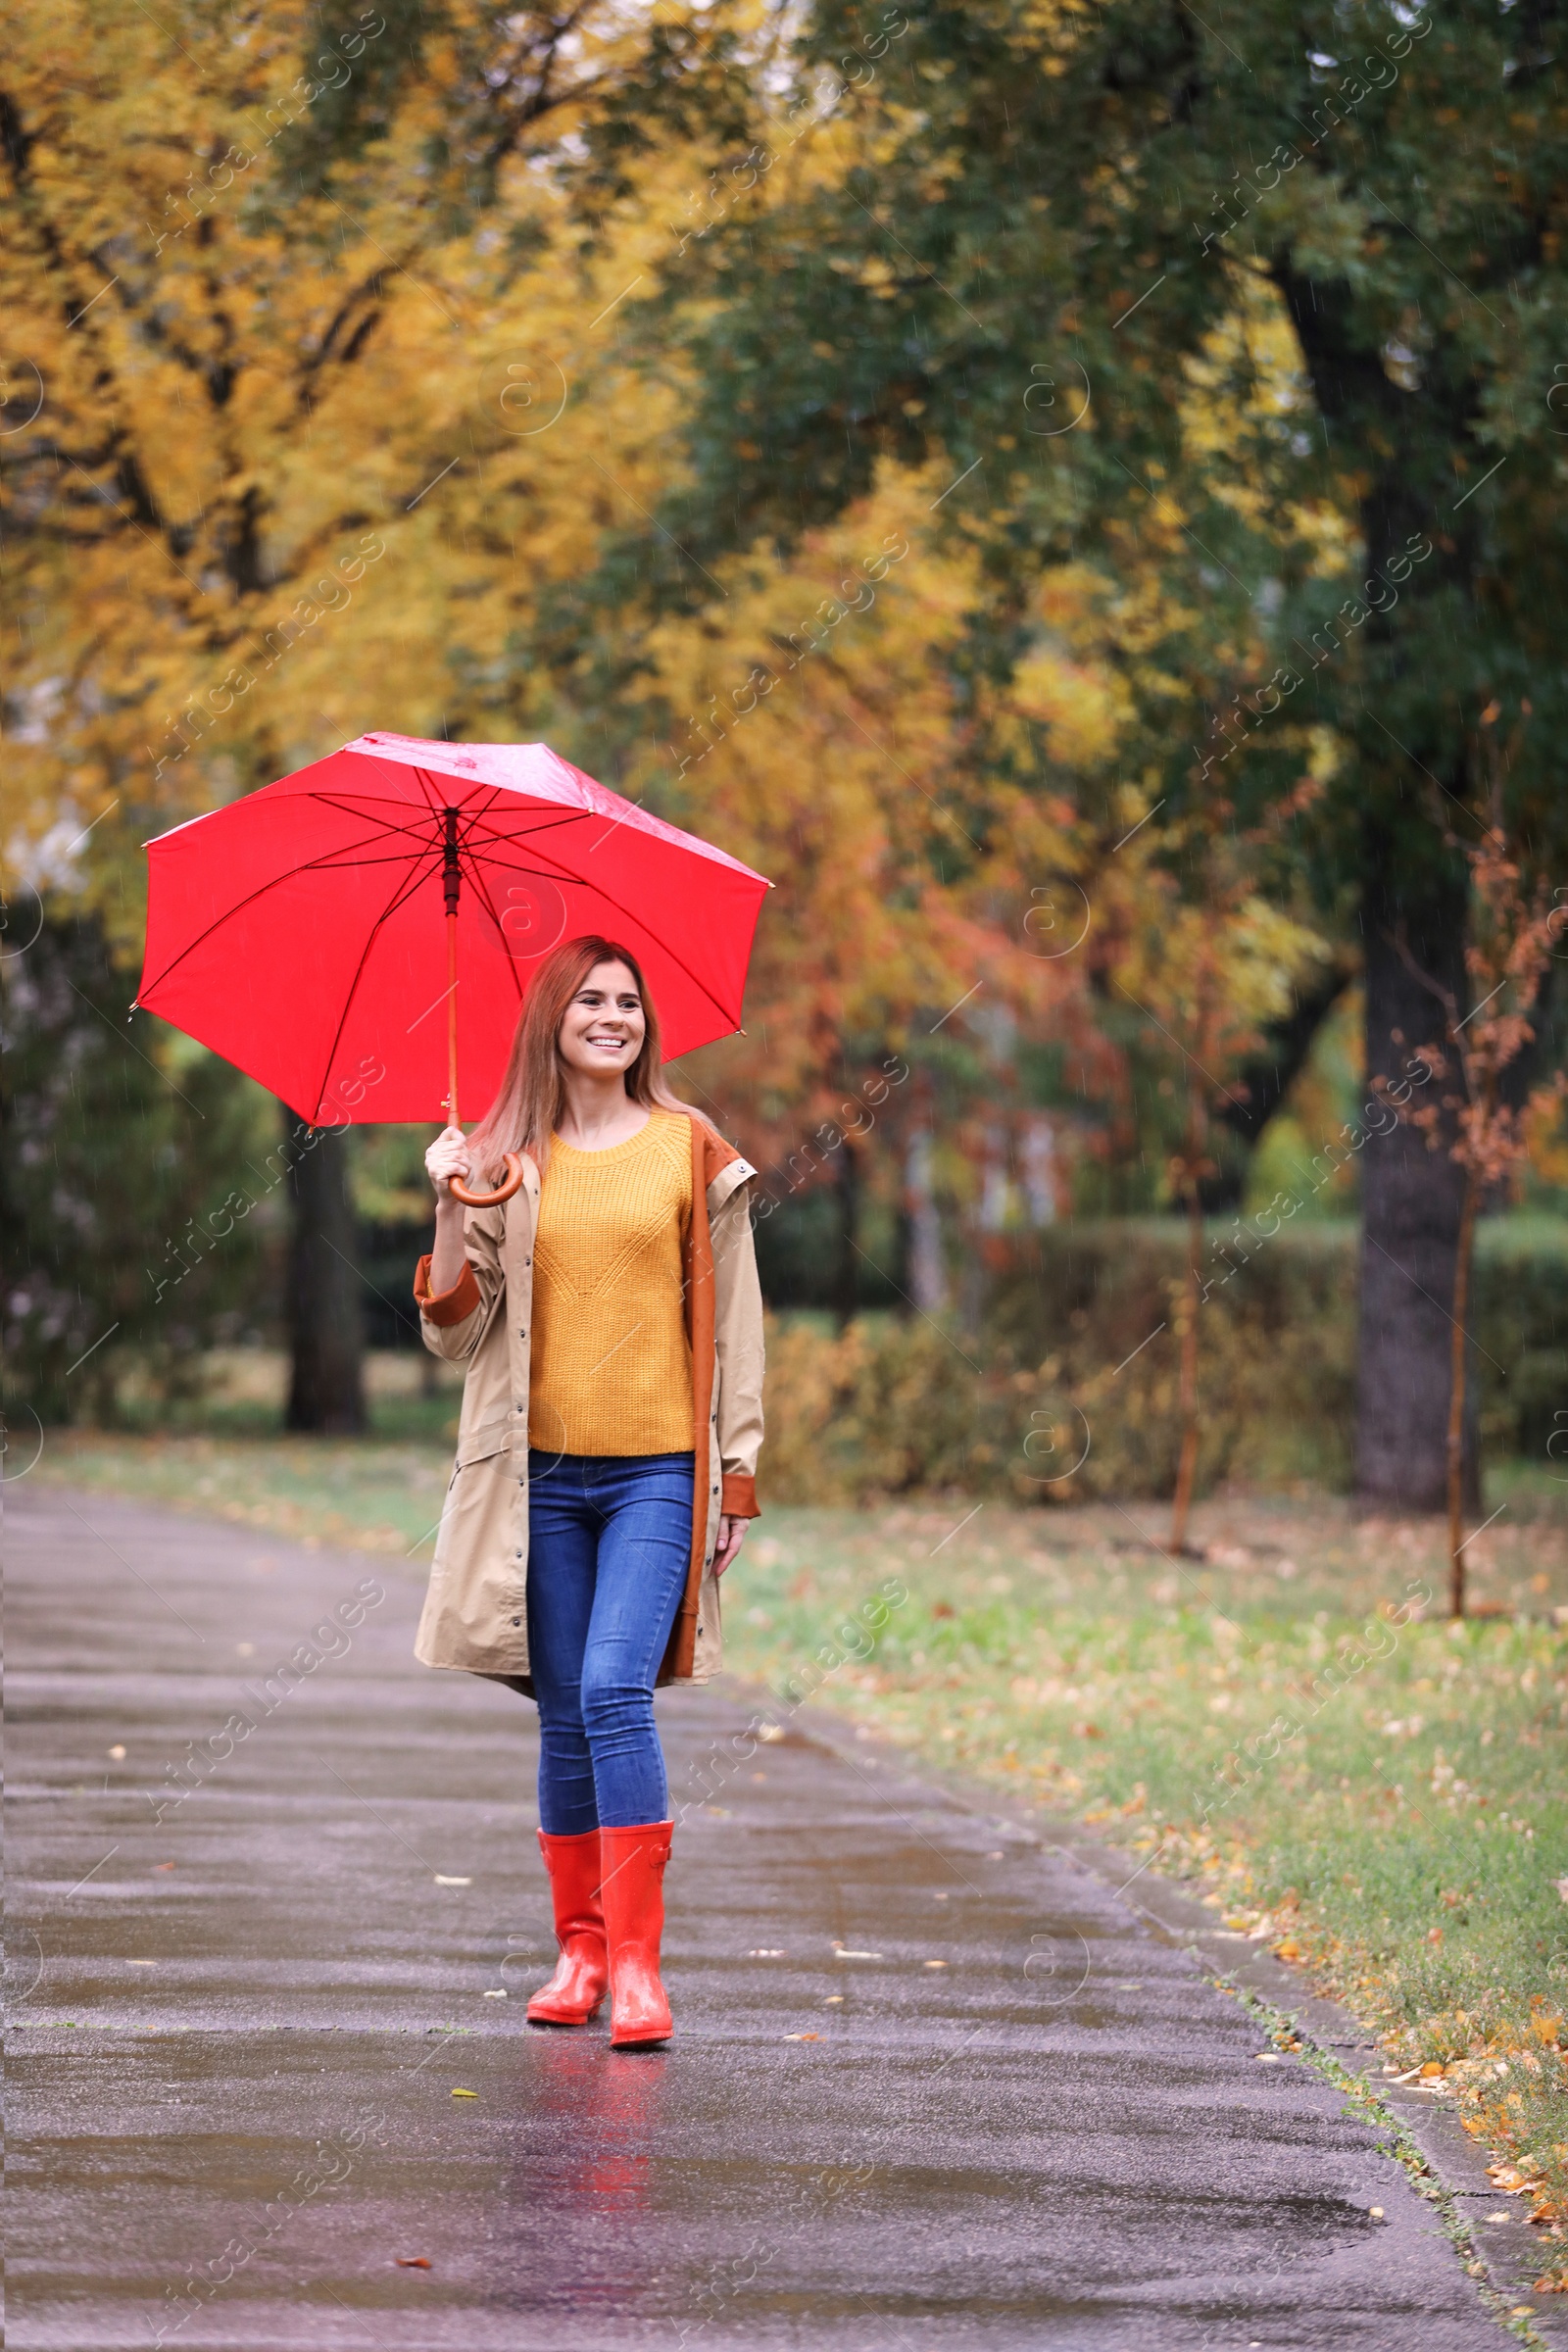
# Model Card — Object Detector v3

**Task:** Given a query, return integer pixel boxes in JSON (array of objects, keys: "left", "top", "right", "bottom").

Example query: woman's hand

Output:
[
  {"left": 712, "top": 1516, "right": 749, "bottom": 1577},
  {"left": 424, "top": 1125, "right": 471, "bottom": 1202},
  {"left": 425, "top": 1126, "right": 472, "bottom": 1297}
]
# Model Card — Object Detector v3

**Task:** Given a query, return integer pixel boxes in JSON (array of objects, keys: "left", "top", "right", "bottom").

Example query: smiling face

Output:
[{"left": 555, "top": 958, "right": 647, "bottom": 1082}]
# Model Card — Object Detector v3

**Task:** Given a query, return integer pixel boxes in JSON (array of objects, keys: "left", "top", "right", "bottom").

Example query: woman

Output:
[{"left": 414, "top": 936, "right": 763, "bottom": 2050}]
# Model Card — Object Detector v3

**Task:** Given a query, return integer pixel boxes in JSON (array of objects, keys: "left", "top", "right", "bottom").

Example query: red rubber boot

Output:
[
  {"left": 526, "top": 1828, "right": 609, "bottom": 2026},
  {"left": 599, "top": 1821, "right": 674, "bottom": 2048}
]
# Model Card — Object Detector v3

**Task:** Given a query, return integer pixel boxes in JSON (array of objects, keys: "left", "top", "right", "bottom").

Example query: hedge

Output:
[{"left": 758, "top": 1215, "right": 1568, "bottom": 1505}]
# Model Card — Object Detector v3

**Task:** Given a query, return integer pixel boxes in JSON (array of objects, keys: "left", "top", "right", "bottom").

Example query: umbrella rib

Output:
[
  {"left": 279, "top": 847, "right": 446, "bottom": 871},
  {"left": 139, "top": 820, "right": 430, "bottom": 998},
  {"left": 458, "top": 804, "right": 591, "bottom": 844},
  {"left": 308, "top": 788, "right": 588, "bottom": 846},
  {"left": 452, "top": 815, "right": 740, "bottom": 1037},
  {"left": 306, "top": 849, "right": 444, "bottom": 1122},
  {"left": 460, "top": 826, "right": 743, "bottom": 1033},
  {"left": 459, "top": 850, "right": 528, "bottom": 1010}
]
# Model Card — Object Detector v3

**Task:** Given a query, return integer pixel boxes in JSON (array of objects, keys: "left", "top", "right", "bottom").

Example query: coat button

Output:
[{"left": 511, "top": 1616, "right": 521, "bottom": 1627}]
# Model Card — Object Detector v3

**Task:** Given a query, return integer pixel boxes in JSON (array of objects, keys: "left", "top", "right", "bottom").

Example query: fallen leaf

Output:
[
  {"left": 1368, "top": 2207, "right": 1385, "bottom": 2220},
  {"left": 108, "top": 1744, "right": 126, "bottom": 1761},
  {"left": 923, "top": 1959, "right": 949, "bottom": 1969},
  {"left": 1420, "top": 2061, "right": 1446, "bottom": 2079},
  {"left": 1273, "top": 1937, "right": 1302, "bottom": 1962},
  {"left": 451, "top": 2087, "right": 478, "bottom": 2098},
  {"left": 483, "top": 1988, "right": 507, "bottom": 1998},
  {"left": 784, "top": 2033, "right": 822, "bottom": 2041},
  {"left": 153, "top": 1862, "right": 175, "bottom": 1873},
  {"left": 1254, "top": 2052, "right": 1282, "bottom": 2064},
  {"left": 394, "top": 2256, "right": 432, "bottom": 2270}
]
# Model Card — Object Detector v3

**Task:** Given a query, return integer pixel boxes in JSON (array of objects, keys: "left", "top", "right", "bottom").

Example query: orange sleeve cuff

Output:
[
  {"left": 415, "top": 1252, "right": 481, "bottom": 1327},
  {"left": 721, "top": 1472, "right": 760, "bottom": 1518}
]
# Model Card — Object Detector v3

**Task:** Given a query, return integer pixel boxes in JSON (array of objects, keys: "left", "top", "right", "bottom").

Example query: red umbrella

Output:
[{"left": 139, "top": 732, "right": 769, "bottom": 1203}]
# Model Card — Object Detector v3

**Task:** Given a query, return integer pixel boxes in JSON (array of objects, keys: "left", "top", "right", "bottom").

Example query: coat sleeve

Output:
[
  {"left": 413, "top": 1203, "right": 505, "bottom": 1363},
  {"left": 710, "top": 1181, "right": 764, "bottom": 1516}
]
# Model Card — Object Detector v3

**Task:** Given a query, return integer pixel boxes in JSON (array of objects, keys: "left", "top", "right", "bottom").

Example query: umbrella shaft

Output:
[
  {"left": 447, "top": 908, "right": 460, "bottom": 1126},
  {"left": 443, "top": 807, "right": 462, "bottom": 1125}
]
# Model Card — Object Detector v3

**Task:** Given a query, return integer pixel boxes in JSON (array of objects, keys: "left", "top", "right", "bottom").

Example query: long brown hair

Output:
[{"left": 466, "top": 935, "right": 690, "bottom": 1177}]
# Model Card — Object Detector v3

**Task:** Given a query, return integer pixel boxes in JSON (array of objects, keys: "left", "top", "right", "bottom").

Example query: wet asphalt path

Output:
[{"left": 8, "top": 1486, "right": 1504, "bottom": 2350}]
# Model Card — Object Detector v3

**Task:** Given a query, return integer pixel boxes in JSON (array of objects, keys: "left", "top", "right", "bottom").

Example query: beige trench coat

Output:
[{"left": 412, "top": 1113, "right": 764, "bottom": 1692}]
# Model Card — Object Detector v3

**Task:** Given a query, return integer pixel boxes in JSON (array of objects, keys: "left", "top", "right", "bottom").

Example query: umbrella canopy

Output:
[{"left": 139, "top": 732, "right": 769, "bottom": 1128}]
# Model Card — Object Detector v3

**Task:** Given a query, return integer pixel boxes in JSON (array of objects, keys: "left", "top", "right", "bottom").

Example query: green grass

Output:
[{"left": 30, "top": 1428, "right": 1568, "bottom": 2253}]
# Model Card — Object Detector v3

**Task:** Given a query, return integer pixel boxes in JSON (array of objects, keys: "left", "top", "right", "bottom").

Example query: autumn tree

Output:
[
  {"left": 1391, "top": 761, "right": 1566, "bottom": 1613},
  {"left": 1101, "top": 786, "right": 1331, "bottom": 1548},
  {"left": 0, "top": 0, "right": 750, "bottom": 1423},
  {"left": 636, "top": 0, "right": 1568, "bottom": 1515},
  {"left": 612, "top": 465, "right": 1108, "bottom": 1300}
]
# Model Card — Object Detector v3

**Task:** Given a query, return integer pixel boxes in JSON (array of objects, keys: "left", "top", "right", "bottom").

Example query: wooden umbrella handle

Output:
[{"left": 450, "top": 1152, "right": 524, "bottom": 1209}]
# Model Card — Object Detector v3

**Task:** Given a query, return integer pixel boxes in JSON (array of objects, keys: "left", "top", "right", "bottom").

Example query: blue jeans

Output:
[{"left": 526, "top": 1452, "right": 694, "bottom": 1836}]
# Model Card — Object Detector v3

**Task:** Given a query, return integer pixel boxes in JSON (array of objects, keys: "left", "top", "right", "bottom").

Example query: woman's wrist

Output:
[{"left": 428, "top": 1197, "right": 468, "bottom": 1294}]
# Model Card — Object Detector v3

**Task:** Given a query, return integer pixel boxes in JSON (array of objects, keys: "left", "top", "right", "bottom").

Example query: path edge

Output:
[{"left": 786, "top": 1697, "right": 1566, "bottom": 2351}]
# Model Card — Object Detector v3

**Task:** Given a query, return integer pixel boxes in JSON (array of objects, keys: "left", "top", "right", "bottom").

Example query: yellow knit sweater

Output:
[{"left": 528, "top": 1109, "right": 694, "bottom": 1456}]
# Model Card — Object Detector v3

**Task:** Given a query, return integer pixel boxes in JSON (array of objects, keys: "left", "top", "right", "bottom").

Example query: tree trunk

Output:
[
  {"left": 904, "top": 1124, "right": 947, "bottom": 1314},
  {"left": 1446, "top": 1164, "right": 1480, "bottom": 1616},
  {"left": 833, "top": 1143, "right": 860, "bottom": 1331},
  {"left": 283, "top": 1109, "right": 366, "bottom": 1434},
  {"left": 1170, "top": 1186, "right": 1202, "bottom": 1556},
  {"left": 1354, "top": 828, "right": 1479, "bottom": 1516}
]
